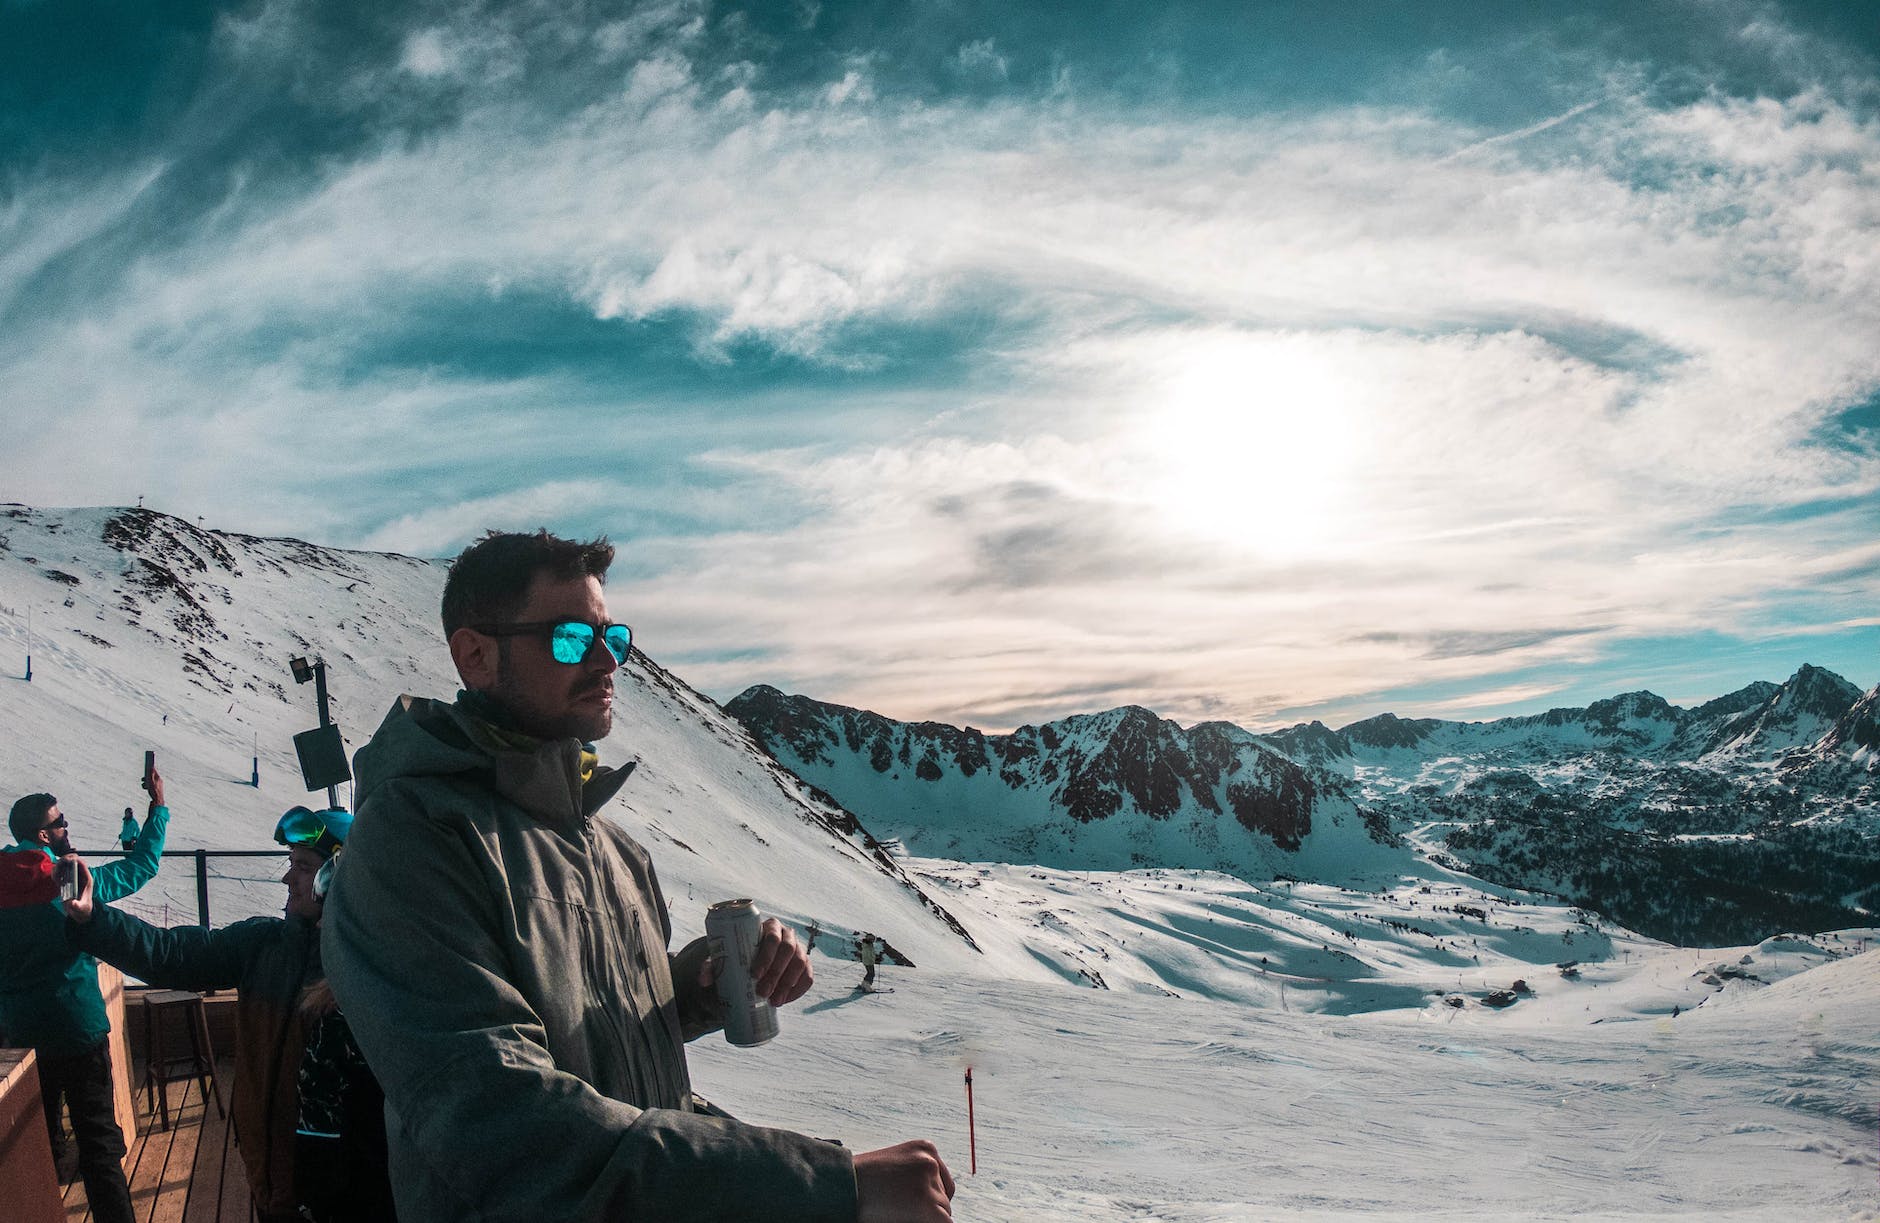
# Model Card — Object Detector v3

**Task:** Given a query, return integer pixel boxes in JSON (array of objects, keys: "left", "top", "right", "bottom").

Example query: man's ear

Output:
[{"left": 449, "top": 627, "right": 501, "bottom": 690}]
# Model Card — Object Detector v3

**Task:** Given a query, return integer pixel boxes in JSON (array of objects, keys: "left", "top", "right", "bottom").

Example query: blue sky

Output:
[{"left": 3, "top": 0, "right": 1877, "bottom": 731}]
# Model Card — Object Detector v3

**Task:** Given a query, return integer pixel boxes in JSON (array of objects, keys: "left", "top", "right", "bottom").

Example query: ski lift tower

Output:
[{"left": 288, "top": 654, "right": 351, "bottom": 808}]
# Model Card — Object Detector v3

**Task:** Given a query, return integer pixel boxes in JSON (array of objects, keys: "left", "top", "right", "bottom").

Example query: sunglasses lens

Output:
[
  {"left": 549, "top": 622, "right": 596, "bottom": 664},
  {"left": 602, "top": 624, "right": 631, "bottom": 664}
]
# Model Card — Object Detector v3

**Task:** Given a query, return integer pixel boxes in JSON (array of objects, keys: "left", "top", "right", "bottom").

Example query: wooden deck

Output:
[{"left": 61, "top": 1054, "right": 250, "bottom": 1223}]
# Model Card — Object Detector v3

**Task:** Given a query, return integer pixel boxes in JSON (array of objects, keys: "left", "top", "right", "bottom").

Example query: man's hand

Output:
[
  {"left": 855, "top": 1140, "right": 955, "bottom": 1222},
  {"left": 145, "top": 766, "right": 165, "bottom": 809},
  {"left": 696, "top": 917, "right": 813, "bottom": 1008},
  {"left": 60, "top": 857, "right": 95, "bottom": 924}
]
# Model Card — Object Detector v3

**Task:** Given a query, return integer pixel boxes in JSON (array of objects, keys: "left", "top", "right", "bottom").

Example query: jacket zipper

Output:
[{"left": 583, "top": 824, "right": 664, "bottom": 1106}]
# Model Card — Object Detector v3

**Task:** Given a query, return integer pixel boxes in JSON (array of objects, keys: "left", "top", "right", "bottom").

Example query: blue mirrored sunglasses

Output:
[{"left": 474, "top": 619, "right": 632, "bottom": 667}]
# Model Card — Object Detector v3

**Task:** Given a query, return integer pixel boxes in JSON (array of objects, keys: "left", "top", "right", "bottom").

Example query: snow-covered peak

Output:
[
  {"left": 0, "top": 503, "right": 980, "bottom": 967},
  {"left": 728, "top": 685, "right": 1407, "bottom": 884},
  {"left": 1818, "top": 682, "right": 1880, "bottom": 765},
  {"left": 1697, "top": 663, "right": 1863, "bottom": 759}
]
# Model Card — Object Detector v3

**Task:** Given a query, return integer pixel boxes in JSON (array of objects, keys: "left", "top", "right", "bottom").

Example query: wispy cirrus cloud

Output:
[{"left": 1, "top": 0, "right": 1876, "bottom": 728}]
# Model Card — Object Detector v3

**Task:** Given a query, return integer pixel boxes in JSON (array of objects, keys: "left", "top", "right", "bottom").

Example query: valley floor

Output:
[{"left": 691, "top": 944, "right": 1878, "bottom": 1220}]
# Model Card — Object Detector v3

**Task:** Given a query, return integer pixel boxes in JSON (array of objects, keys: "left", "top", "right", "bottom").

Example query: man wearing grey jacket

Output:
[{"left": 324, "top": 530, "right": 954, "bottom": 1222}]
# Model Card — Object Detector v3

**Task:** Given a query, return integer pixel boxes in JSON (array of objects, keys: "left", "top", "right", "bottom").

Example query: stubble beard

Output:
[
  {"left": 492, "top": 666, "right": 613, "bottom": 744},
  {"left": 570, "top": 693, "right": 614, "bottom": 743}
]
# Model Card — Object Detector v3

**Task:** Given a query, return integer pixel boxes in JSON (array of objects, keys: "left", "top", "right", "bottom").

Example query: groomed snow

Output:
[{"left": 693, "top": 919, "right": 1878, "bottom": 1221}]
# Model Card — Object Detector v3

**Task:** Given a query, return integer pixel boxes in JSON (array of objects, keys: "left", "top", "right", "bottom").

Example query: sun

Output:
[{"left": 1132, "top": 334, "right": 1365, "bottom": 558}]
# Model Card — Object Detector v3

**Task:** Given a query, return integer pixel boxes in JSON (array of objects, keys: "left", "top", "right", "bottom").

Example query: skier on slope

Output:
[{"left": 857, "top": 933, "right": 882, "bottom": 992}]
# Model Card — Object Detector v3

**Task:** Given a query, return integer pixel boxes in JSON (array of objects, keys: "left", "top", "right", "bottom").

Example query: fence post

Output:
[{"left": 195, "top": 849, "right": 210, "bottom": 928}]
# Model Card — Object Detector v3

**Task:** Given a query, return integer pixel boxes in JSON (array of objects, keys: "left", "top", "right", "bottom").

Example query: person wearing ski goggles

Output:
[
  {"left": 65, "top": 804, "right": 394, "bottom": 1222},
  {"left": 273, "top": 805, "right": 354, "bottom": 866}
]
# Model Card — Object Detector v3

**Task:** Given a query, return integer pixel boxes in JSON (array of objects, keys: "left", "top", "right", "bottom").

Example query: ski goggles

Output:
[
  {"left": 274, "top": 807, "right": 353, "bottom": 858},
  {"left": 473, "top": 619, "right": 632, "bottom": 667}
]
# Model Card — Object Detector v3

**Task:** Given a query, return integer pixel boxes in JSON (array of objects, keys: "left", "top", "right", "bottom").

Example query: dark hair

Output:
[
  {"left": 441, "top": 530, "right": 615, "bottom": 638},
  {"left": 9, "top": 793, "right": 57, "bottom": 843}
]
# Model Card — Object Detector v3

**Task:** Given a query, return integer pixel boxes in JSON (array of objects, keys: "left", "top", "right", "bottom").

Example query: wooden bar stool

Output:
[{"left": 139, "top": 990, "right": 224, "bottom": 1131}]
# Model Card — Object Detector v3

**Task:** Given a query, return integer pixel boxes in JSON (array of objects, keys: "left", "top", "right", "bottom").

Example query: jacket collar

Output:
[{"left": 451, "top": 693, "right": 635, "bottom": 830}]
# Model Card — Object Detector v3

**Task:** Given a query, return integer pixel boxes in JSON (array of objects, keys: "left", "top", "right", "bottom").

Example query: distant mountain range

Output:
[
  {"left": 724, "top": 689, "right": 1406, "bottom": 884},
  {"left": 728, "top": 667, "right": 1880, "bottom": 946},
  {"left": 1264, "top": 664, "right": 1868, "bottom": 768}
]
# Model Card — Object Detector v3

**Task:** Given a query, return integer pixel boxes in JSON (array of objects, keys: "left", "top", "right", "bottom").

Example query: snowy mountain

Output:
[
  {"left": 1315, "top": 669, "right": 1879, "bottom": 946},
  {"left": 724, "top": 686, "right": 1404, "bottom": 883},
  {"left": 730, "top": 669, "right": 1880, "bottom": 946},
  {"left": 1262, "top": 672, "right": 1866, "bottom": 769},
  {"left": 1698, "top": 663, "right": 1864, "bottom": 758},
  {"left": 0, "top": 503, "right": 975, "bottom": 965},
  {"left": 1794, "top": 680, "right": 1880, "bottom": 775},
  {"left": 3, "top": 502, "right": 1875, "bottom": 1217}
]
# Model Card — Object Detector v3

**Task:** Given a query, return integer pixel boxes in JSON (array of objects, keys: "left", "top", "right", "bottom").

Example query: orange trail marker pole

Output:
[{"left": 964, "top": 1067, "right": 977, "bottom": 1175}]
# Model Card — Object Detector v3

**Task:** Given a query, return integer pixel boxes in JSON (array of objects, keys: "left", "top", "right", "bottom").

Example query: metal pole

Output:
[
  {"left": 964, "top": 1067, "right": 976, "bottom": 1175},
  {"left": 313, "top": 661, "right": 331, "bottom": 725},
  {"left": 195, "top": 849, "right": 210, "bottom": 927},
  {"left": 314, "top": 660, "right": 338, "bottom": 808},
  {"left": 24, "top": 606, "right": 31, "bottom": 682}
]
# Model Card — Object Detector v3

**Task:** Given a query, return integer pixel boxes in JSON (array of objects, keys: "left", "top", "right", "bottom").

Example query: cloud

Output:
[
  {"left": 1438, "top": 98, "right": 1605, "bottom": 162},
  {"left": 1355, "top": 628, "right": 1611, "bottom": 662},
  {"left": 612, "top": 390, "right": 1873, "bottom": 729},
  {"left": 953, "top": 39, "right": 1009, "bottom": 84},
  {"left": 355, "top": 480, "right": 627, "bottom": 557},
  {"left": 1385, "top": 682, "right": 1572, "bottom": 719},
  {"left": 3, "top": 0, "right": 1878, "bottom": 727}
]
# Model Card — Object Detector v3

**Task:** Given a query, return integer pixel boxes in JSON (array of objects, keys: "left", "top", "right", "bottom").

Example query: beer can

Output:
[{"left": 705, "top": 898, "right": 780, "bottom": 1047}]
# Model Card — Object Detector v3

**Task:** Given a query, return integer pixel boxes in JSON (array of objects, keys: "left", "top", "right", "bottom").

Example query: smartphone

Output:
[
  {"left": 142, "top": 750, "right": 156, "bottom": 794},
  {"left": 56, "top": 859, "right": 79, "bottom": 903}
]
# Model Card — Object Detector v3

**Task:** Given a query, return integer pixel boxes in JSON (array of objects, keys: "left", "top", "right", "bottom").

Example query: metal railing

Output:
[{"left": 85, "top": 848, "right": 284, "bottom": 928}]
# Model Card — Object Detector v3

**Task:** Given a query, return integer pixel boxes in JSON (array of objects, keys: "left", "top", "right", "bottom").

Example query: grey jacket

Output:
[{"left": 322, "top": 694, "right": 856, "bottom": 1222}]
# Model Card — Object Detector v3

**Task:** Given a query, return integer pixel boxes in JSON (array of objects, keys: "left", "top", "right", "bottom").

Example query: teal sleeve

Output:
[
  {"left": 71, "top": 904, "right": 269, "bottom": 992},
  {"left": 92, "top": 804, "right": 169, "bottom": 903}
]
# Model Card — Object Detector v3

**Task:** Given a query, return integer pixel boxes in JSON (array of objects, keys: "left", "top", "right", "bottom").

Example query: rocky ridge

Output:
[
  {"left": 730, "top": 665, "right": 1880, "bottom": 946},
  {"left": 726, "top": 685, "right": 1403, "bottom": 884}
]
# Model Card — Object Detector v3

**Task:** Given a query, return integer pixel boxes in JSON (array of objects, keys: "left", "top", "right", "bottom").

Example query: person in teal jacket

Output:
[{"left": 0, "top": 771, "right": 170, "bottom": 1223}]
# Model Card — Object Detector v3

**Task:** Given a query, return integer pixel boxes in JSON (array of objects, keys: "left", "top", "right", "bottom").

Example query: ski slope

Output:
[{"left": 692, "top": 922, "right": 1878, "bottom": 1221}]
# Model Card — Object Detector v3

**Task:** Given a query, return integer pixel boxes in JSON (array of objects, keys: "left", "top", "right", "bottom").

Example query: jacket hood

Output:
[
  {"left": 354, "top": 694, "right": 635, "bottom": 830},
  {"left": 0, "top": 847, "right": 57, "bottom": 909}
]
